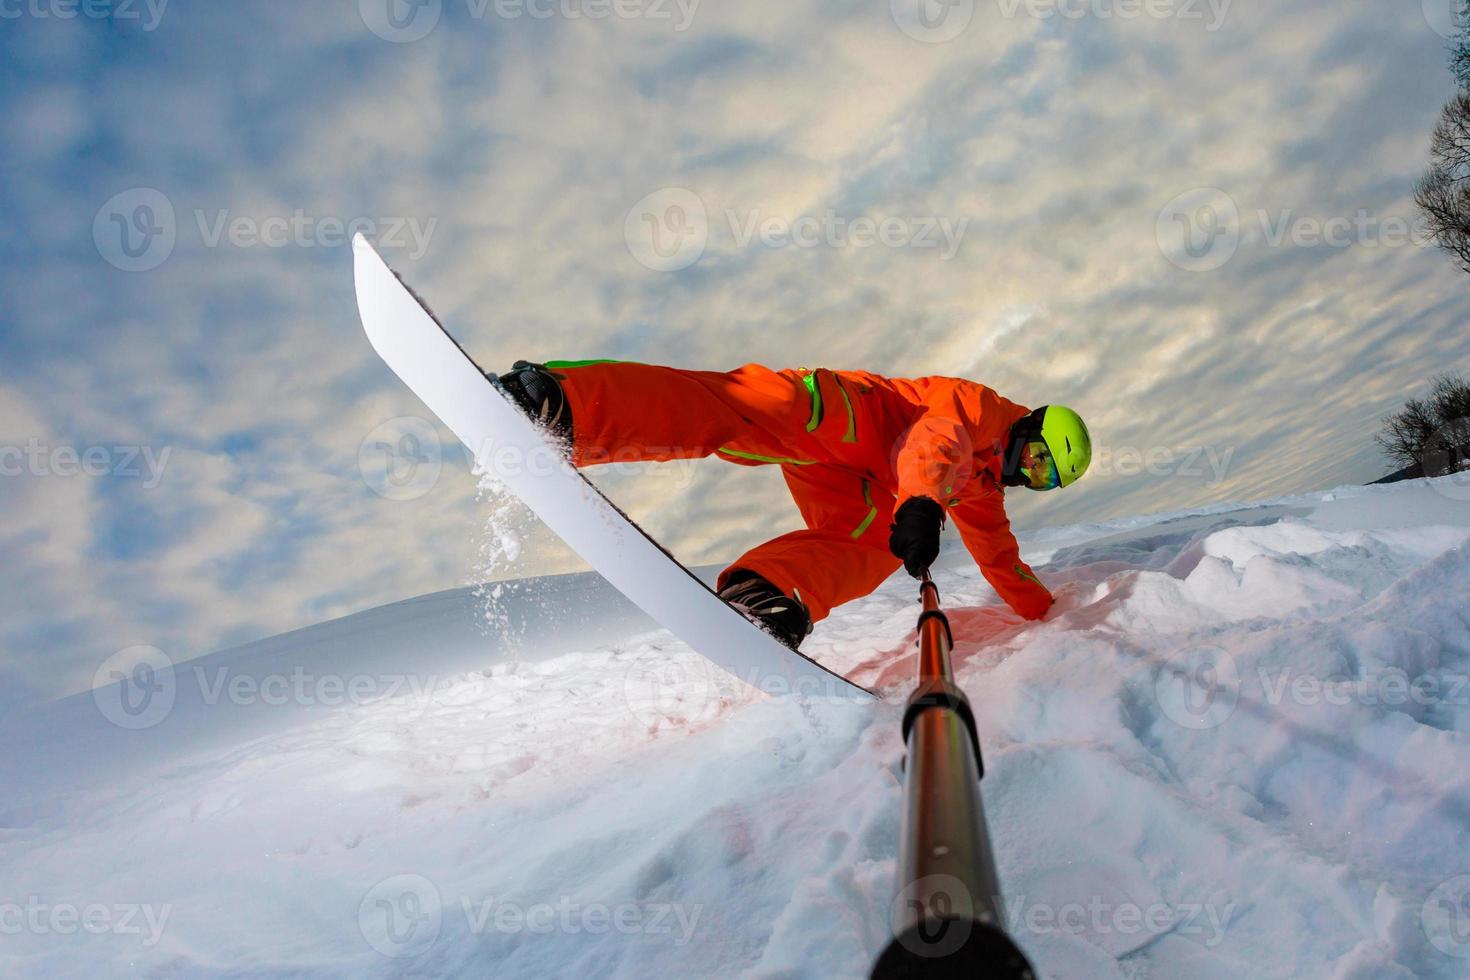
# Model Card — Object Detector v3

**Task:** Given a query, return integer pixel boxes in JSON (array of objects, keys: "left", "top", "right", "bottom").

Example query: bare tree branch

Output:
[{"left": 1378, "top": 374, "right": 1470, "bottom": 477}]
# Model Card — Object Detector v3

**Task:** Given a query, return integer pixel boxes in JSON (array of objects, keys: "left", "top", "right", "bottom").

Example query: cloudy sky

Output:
[{"left": 2, "top": 0, "right": 1467, "bottom": 705}]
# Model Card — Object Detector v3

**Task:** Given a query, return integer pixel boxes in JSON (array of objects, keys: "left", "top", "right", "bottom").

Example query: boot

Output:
[
  {"left": 495, "top": 360, "right": 572, "bottom": 442},
  {"left": 718, "top": 569, "right": 814, "bottom": 651}
]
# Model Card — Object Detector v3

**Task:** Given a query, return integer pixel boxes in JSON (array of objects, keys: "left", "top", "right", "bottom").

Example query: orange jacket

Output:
[
  {"left": 558, "top": 361, "right": 1054, "bottom": 621},
  {"left": 838, "top": 371, "right": 1053, "bottom": 620}
]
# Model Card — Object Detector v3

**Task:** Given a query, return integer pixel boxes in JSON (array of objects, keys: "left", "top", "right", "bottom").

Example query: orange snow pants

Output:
[{"left": 552, "top": 360, "right": 903, "bottom": 622}]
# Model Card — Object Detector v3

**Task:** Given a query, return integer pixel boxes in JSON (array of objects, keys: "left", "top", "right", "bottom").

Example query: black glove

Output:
[{"left": 889, "top": 496, "right": 944, "bottom": 578}]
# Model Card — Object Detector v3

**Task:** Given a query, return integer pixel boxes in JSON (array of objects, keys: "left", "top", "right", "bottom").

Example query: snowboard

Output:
[{"left": 351, "top": 234, "right": 874, "bottom": 702}]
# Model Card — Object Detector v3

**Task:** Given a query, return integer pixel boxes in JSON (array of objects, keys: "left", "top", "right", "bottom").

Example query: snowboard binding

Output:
[
  {"left": 718, "top": 569, "right": 814, "bottom": 651},
  {"left": 494, "top": 360, "right": 573, "bottom": 443}
]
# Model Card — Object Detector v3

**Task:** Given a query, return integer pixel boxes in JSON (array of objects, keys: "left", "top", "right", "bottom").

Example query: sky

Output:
[{"left": 1, "top": 0, "right": 1468, "bottom": 706}]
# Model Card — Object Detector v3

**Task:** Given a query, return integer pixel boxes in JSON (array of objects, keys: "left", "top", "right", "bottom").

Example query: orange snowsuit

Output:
[{"left": 552, "top": 360, "right": 1053, "bottom": 624}]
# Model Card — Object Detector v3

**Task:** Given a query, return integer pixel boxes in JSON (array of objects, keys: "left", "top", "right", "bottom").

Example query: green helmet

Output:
[{"left": 1039, "top": 405, "right": 1091, "bottom": 487}]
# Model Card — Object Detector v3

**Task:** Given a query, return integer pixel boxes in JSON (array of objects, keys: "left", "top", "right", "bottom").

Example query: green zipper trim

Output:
[
  {"left": 543, "top": 358, "right": 621, "bottom": 369},
  {"left": 850, "top": 479, "right": 877, "bottom": 539},
  {"left": 802, "top": 371, "right": 824, "bottom": 432},
  {"left": 717, "top": 447, "right": 817, "bottom": 466},
  {"left": 1014, "top": 563, "right": 1044, "bottom": 587},
  {"left": 835, "top": 377, "right": 858, "bottom": 444}
]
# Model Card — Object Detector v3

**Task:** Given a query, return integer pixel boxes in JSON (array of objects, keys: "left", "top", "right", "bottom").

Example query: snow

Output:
[
  {"left": 3, "top": 475, "right": 1470, "bottom": 978},
  {"left": 352, "top": 234, "right": 868, "bottom": 701}
]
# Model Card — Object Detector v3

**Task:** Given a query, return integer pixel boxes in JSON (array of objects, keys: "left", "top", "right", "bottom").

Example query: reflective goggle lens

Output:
[{"left": 1022, "top": 441, "right": 1060, "bottom": 490}]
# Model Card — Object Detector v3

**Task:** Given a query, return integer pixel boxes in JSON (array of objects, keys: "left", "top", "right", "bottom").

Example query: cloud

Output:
[{"left": 2, "top": 1, "right": 1468, "bottom": 701}]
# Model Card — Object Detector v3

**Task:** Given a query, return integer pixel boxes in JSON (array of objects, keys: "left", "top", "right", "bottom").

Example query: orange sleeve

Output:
[
  {"left": 893, "top": 415, "right": 974, "bottom": 508},
  {"left": 949, "top": 496, "right": 1052, "bottom": 620}
]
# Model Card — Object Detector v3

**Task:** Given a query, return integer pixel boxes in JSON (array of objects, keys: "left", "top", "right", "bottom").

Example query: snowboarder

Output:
[{"left": 494, "top": 359, "right": 1091, "bottom": 650}]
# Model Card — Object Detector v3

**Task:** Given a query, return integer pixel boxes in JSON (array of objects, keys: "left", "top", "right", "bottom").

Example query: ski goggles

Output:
[{"left": 1020, "top": 441, "right": 1061, "bottom": 491}]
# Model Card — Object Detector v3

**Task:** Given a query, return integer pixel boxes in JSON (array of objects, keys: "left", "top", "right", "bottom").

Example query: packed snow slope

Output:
[{"left": 3, "top": 477, "right": 1470, "bottom": 979}]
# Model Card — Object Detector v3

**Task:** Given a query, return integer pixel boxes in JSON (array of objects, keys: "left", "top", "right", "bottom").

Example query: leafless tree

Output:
[
  {"left": 1415, "top": 93, "right": 1470, "bottom": 274},
  {"left": 1377, "top": 374, "right": 1470, "bottom": 477}
]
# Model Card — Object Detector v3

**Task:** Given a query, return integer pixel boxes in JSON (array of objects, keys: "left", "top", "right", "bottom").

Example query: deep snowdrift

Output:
[{"left": 3, "top": 477, "right": 1469, "bottom": 978}]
